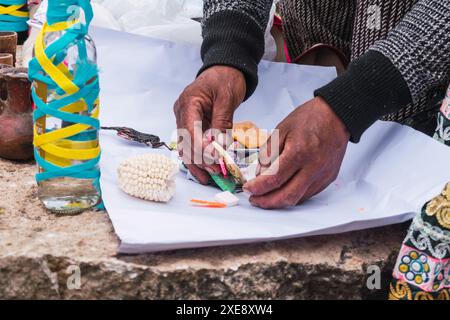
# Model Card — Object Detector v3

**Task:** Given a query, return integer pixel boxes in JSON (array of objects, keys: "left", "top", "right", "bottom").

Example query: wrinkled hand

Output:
[
  {"left": 174, "top": 66, "right": 246, "bottom": 184},
  {"left": 244, "top": 97, "right": 350, "bottom": 209}
]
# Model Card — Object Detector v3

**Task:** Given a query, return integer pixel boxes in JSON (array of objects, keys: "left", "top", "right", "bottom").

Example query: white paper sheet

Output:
[{"left": 93, "top": 27, "right": 450, "bottom": 253}]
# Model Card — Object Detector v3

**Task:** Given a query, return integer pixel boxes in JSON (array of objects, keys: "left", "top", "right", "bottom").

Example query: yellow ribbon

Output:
[
  {"left": 33, "top": 20, "right": 100, "bottom": 167},
  {"left": 0, "top": 4, "right": 28, "bottom": 18}
]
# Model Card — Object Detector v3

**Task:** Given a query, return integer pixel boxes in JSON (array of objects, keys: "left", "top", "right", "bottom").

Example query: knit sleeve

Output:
[
  {"left": 199, "top": 1, "right": 274, "bottom": 100},
  {"left": 371, "top": 0, "right": 450, "bottom": 106},
  {"left": 315, "top": 0, "right": 450, "bottom": 142},
  {"left": 280, "top": 0, "right": 356, "bottom": 64}
]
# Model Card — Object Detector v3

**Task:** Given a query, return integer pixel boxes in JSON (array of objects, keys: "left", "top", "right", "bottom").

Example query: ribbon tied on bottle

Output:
[
  {"left": 0, "top": 0, "right": 29, "bottom": 32},
  {"left": 28, "top": 0, "right": 103, "bottom": 207}
]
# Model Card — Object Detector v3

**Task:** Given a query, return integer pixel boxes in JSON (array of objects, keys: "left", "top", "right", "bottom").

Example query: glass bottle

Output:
[{"left": 31, "top": 0, "right": 101, "bottom": 215}]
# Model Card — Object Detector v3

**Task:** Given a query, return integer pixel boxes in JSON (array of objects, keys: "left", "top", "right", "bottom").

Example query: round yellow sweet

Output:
[
  {"left": 399, "top": 264, "right": 409, "bottom": 273},
  {"left": 415, "top": 275, "right": 423, "bottom": 284}
]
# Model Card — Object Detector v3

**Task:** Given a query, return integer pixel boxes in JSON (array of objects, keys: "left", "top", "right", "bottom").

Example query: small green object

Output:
[
  {"left": 210, "top": 174, "right": 240, "bottom": 193},
  {"left": 169, "top": 141, "right": 177, "bottom": 150}
]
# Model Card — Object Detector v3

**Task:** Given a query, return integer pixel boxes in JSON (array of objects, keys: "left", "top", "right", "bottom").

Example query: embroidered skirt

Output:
[{"left": 389, "top": 88, "right": 450, "bottom": 300}]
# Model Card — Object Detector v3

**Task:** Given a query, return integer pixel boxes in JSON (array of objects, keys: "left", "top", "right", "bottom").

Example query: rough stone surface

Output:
[{"left": 0, "top": 158, "right": 410, "bottom": 300}]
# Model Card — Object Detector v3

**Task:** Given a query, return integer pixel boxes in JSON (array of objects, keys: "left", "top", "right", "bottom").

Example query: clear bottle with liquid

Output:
[{"left": 32, "top": 0, "right": 101, "bottom": 215}]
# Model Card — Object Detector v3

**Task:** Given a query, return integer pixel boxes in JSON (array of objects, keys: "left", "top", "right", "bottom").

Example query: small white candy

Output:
[
  {"left": 117, "top": 153, "right": 179, "bottom": 203},
  {"left": 214, "top": 191, "right": 239, "bottom": 207}
]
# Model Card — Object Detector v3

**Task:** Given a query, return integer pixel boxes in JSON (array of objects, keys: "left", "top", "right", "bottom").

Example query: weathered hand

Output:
[
  {"left": 244, "top": 97, "right": 350, "bottom": 209},
  {"left": 173, "top": 66, "right": 246, "bottom": 184}
]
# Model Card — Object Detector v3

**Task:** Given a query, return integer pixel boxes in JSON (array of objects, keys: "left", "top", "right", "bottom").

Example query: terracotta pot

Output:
[
  {"left": 0, "top": 67, "right": 33, "bottom": 161},
  {"left": 0, "top": 32, "right": 17, "bottom": 65}
]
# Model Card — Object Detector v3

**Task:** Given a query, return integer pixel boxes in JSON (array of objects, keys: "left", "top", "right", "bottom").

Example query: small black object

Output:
[{"left": 102, "top": 126, "right": 173, "bottom": 151}]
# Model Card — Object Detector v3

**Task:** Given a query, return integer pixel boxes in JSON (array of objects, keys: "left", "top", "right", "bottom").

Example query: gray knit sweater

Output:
[{"left": 199, "top": 0, "right": 450, "bottom": 142}]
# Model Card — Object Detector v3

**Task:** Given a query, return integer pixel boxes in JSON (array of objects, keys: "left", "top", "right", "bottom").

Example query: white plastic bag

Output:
[{"left": 91, "top": 3, "right": 122, "bottom": 31}]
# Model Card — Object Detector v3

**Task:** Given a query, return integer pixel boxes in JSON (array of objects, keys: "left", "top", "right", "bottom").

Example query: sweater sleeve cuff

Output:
[
  {"left": 198, "top": 10, "right": 265, "bottom": 101},
  {"left": 314, "top": 50, "right": 413, "bottom": 142}
]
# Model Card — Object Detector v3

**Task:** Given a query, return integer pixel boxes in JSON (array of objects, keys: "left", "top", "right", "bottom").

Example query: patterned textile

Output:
[
  {"left": 389, "top": 88, "right": 450, "bottom": 300},
  {"left": 389, "top": 187, "right": 450, "bottom": 300},
  {"left": 279, "top": 0, "right": 356, "bottom": 64},
  {"left": 279, "top": 0, "right": 447, "bottom": 123},
  {"left": 202, "top": 0, "right": 272, "bottom": 31},
  {"left": 370, "top": 1, "right": 450, "bottom": 122},
  {"left": 351, "top": 0, "right": 417, "bottom": 60}
]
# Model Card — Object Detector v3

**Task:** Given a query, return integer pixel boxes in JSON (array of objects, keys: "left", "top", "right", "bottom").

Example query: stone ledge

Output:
[{"left": 0, "top": 158, "right": 408, "bottom": 299}]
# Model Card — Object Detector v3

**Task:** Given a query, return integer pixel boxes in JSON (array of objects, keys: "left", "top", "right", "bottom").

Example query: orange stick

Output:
[
  {"left": 190, "top": 199, "right": 227, "bottom": 208},
  {"left": 193, "top": 204, "right": 227, "bottom": 208}
]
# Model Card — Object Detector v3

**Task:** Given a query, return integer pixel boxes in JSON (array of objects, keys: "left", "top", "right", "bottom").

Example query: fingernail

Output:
[
  {"left": 205, "top": 167, "right": 215, "bottom": 174},
  {"left": 216, "top": 133, "right": 226, "bottom": 146},
  {"left": 205, "top": 166, "right": 221, "bottom": 175}
]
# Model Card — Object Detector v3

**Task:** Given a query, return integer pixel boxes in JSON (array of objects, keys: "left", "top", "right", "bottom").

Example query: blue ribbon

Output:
[
  {"left": 0, "top": 0, "right": 28, "bottom": 32},
  {"left": 29, "top": 0, "right": 104, "bottom": 209}
]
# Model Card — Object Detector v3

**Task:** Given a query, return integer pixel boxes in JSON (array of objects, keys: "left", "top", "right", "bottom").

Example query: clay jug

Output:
[{"left": 0, "top": 66, "right": 33, "bottom": 160}]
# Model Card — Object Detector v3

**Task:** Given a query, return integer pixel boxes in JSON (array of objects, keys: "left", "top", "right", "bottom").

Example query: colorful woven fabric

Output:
[
  {"left": 28, "top": 0, "right": 101, "bottom": 193},
  {"left": 389, "top": 88, "right": 450, "bottom": 300},
  {"left": 0, "top": 0, "right": 28, "bottom": 32},
  {"left": 389, "top": 190, "right": 450, "bottom": 300}
]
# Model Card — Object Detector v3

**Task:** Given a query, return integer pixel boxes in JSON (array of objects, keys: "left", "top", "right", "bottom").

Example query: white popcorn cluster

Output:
[{"left": 117, "top": 153, "right": 179, "bottom": 202}]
